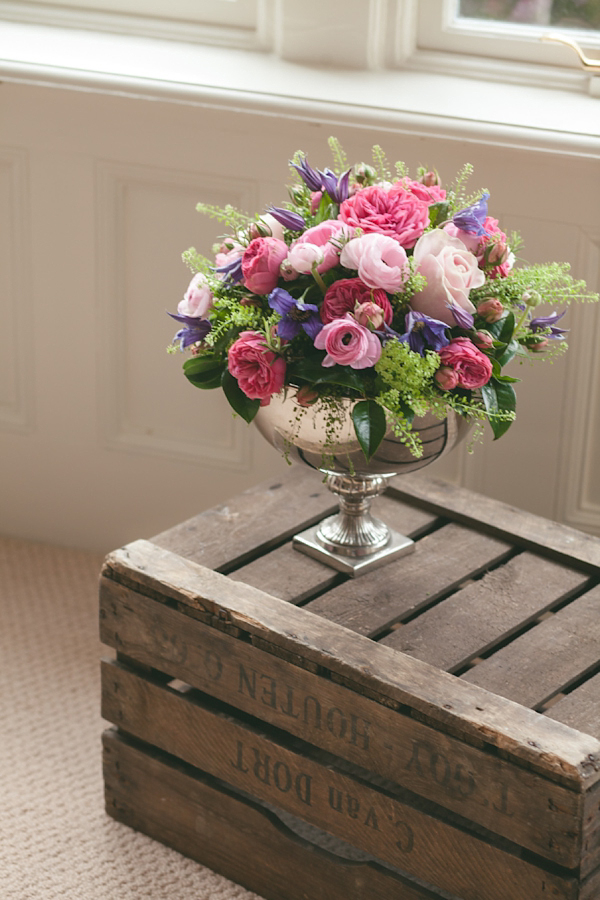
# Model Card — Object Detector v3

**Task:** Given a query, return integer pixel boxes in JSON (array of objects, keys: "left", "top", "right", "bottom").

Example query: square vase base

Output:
[{"left": 292, "top": 524, "right": 415, "bottom": 576}]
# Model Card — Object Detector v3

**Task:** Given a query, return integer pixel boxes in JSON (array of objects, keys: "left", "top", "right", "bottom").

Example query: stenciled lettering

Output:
[
  {"left": 228, "top": 738, "right": 312, "bottom": 806},
  {"left": 493, "top": 783, "right": 514, "bottom": 818},
  {"left": 280, "top": 685, "right": 299, "bottom": 719},
  {"left": 203, "top": 649, "right": 222, "bottom": 682},
  {"left": 405, "top": 740, "right": 478, "bottom": 802},
  {"left": 273, "top": 760, "right": 292, "bottom": 793},
  {"left": 327, "top": 707, "right": 348, "bottom": 740},
  {"left": 260, "top": 674, "right": 277, "bottom": 709},
  {"left": 252, "top": 748, "right": 271, "bottom": 785},
  {"left": 349, "top": 714, "right": 370, "bottom": 751},
  {"left": 303, "top": 695, "right": 322, "bottom": 730},
  {"left": 230, "top": 739, "right": 249, "bottom": 774},
  {"left": 238, "top": 664, "right": 256, "bottom": 699}
]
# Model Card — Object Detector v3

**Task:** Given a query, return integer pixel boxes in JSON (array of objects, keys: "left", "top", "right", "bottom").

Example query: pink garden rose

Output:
[
  {"left": 321, "top": 278, "right": 392, "bottom": 324},
  {"left": 241, "top": 237, "right": 288, "bottom": 295},
  {"left": 289, "top": 220, "right": 344, "bottom": 274},
  {"left": 314, "top": 314, "right": 381, "bottom": 369},
  {"left": 402, "top": 177, "right": 447, "bottom": 205},
  {"left": 340, "top": 233, "right": 409, "bottom": 294},
  {"left": 339, "top": 183, "right": 429, "bottom": 249},
  {"left": 228, "top": 331, "right": 286, "bottom": 402},
  {"left": 410, "top": 230, "right": 484, "bottom": 326},
  {"left": 444, "top": 217, "right": 514, "bottom": 279},
  {"left": 438, "top": 338, "right": 493, "bottom": 390},
  {"left": 177, "top": 272, "right": 214, "bottom": 318}
]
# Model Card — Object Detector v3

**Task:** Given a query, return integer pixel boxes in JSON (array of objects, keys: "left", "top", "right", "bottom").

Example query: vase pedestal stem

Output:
[{"left": 292, "top": 472, "right": 415, "bottom": 576}]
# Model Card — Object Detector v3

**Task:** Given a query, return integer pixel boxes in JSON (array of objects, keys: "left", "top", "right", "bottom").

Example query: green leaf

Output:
[
  {"left": 290, "top": 357, "right": 367, "bottom": 393},
  {"left": 221, "top": 370, "right": 260, "bottom": 423},
  {"left": 481, "top": 380, "right": 516, "bottom": 440},
  {"left": 183, "top": 356, "right": 226, "bottom": 390},
  {"left": 496, "top": 339, "right": 520, "bottom": 368},
  {"left": 351, "top": 400, "right": 387, "bottom": 462},
  {"left": 428, "top": 201, "right": 450, "bottom": 228}
]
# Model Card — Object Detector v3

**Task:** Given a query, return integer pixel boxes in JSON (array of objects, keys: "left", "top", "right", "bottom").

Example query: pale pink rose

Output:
[
  {"left": 354, "top": 301, "right": 386, "bottom": 330},
  {"left": 434, "top": 366, "right": 459, "bottom": 391},
  {"left": 286, "top": 242, "right": 324, "bottom": 275},
  {"left": 321, "top": 278, "right": 392, "bottom": 325},
  {"left": 339, "top": 184, "right": 429, "bottom": 249},
  {"left": 442, "top": 222, "right": 480, "bottom": 255},
  {"left": 228, "top": 331, "right": 286, "bottom": 402},
  {"left": 177, "top": 272, "right": 214, "bottom": 318},
  {"left": 241, "top": 237, "right": 288, "bottom": 295},
  {"left": 314, "top": 314, "right": 381, "bottom": 369},
  {"left": 410, "top": 230, "right": 484, "bottom": 326},
  {"left": 340, "top": 233, "right": 409, "bottom": 294},
  {"left": 477, "top": 298, "right": 505, "bottom": 323},
  {"left": 438, "top": 338, "right": 493, "bottom": 390},
  {"left": 291, "top": 221, "right": 343, "bottom": 274}
]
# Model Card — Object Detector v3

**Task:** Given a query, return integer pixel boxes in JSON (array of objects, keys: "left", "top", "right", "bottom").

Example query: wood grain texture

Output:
[
  {"left": 382, "top": 553, "right": 589, "bottom": 672},
  {"left": 229, "top": 495, "right": 437, "bottom": 605},
  {"left": 546, "top": 674, "right": 600, "bottom": 741},
  {"left": 151, "top": 468, "right": 336, "bottom": 572},
  {"left": 388, "top": 474, "right": 600, "bottom": 573},
  {"left": 102, "top": 540, "right": 600, "bottom": 789},
  {"left": 303, "top": 523, "right": 512, "bottom": 637},
  {"left": 103, "top": 728, "right": 447, "bottom": 900},
  {"left": 102, "top": 660, "right": 577, "bottom": 900},
  {"left": 462, "top": 585, "right": 600, "bottom": 709},
  {"left": 99, "top": 578, "right": 583, "bottom": 865}
]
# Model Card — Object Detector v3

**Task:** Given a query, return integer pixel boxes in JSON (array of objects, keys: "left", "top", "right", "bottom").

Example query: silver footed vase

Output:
[{"left": 254, "top": 390, "right": 470, "bottom": 576}]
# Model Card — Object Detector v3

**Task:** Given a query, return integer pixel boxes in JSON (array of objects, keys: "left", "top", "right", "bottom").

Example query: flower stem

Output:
[{"left": 311, "top": 263, "right": 327, "bottom": 296}]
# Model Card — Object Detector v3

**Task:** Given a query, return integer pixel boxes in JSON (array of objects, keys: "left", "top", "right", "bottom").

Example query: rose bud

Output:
[
  {"left": 354, "top": 300, "right": 386, "bottom": 330},
  {"left": 354, "top": 163, "right": 377, "bottom": 185},
  {"left": 530, "top": 339, "right": 549, "bottom": 353},
  {"left": 295, "top": 385, "right": 320, "bottom": 407},
  {"left": 280, "top": 258, "right": 299, "bottom": 282},
  {"left": 473, "top": 330, "right": 494, "bottom": 350},
  {"left": 419, "top": 170, "right": 441, "bottom": 188},
  {"left": 476, "top": 298, "right": 505, "bottom": 323},
  {"left": 485, "top": 240, "right": 509, "bottom": 266},
  {"left": 435, "top": 366, "right": 459, "bottom": 391}
]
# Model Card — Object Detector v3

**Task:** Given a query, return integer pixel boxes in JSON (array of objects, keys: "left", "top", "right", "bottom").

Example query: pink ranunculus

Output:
[
  {"left": 321, "top": 278, "right": 392, "bottom": 325},
  {"left": 286, "top": 242, "right": 324, "bottom": 275},
  {"left": 434, "top": 366, "right": 459, "bottom": 391},
  {"left": 314, "top": 314, "right": 382, "bottom": 369},
  {"left": 228, "top": 331, "right": 286, "bottom": 402},
  {"left": 177, "top": 272, "right": 214, "bottom": 318},
  {"left": 410, "top": 230, "right": 484, "bottom": 326},
  {"left": 477, "top": 297, "right": 505, "bottom": 323},
  {"left": 241, "top": 237, "right": 289, "bottom": 295},
  {"left": 438, "top": 338, "right": 493, "bottom": 390},
  {"left": 339, "top": 183, "right": 429, "bottom": 249},
  {"left": 340, "top": 233, "right": 409, "bottom": 294},
  {"left": 291, "top": 220, "right": 343, "bottom": 274}
]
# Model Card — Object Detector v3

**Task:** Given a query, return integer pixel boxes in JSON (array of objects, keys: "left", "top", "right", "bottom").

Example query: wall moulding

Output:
[
  {"left": 95, "top": 159, "right": 259, "bottom": 471},
  {"left": 0, "top": 146, "right": 34, "bottom": 433}
]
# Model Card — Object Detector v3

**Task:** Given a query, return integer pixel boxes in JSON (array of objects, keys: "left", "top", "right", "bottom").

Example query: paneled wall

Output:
[{"left": 0, "top": 81, "right": 598, "bottom": 552}]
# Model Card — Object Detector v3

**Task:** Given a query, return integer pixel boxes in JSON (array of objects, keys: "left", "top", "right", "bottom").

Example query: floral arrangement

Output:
[{"left": 168, "top": 138, "right": 596, "bottom": 461}]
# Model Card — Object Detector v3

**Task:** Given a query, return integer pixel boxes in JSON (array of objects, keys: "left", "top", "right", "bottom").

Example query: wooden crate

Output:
[{"left": 100, "top": 469, "right": 600, "bottom": 900}]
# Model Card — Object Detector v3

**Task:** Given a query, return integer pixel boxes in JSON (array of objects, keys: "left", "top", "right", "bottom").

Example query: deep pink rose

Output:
[
  {"left": 177, "top": 272, "right": 213, "bottom": 318},
  {"left": 321, "top": 278, "right": 392, "bottom": 324},
  {"left": 410, "top": 230, "right": 484, "bottom": 326},
  {"left": 314, "top": 314, "right": 381, "bottom": 369},
  {"left": 402, "top": 177, "right": 447, "bottom": 205},
  {"left": 228, "top": 331, "right": 286, "bottom": 402},
  {"left": 340, "top": 233, "right": 409, "bottom": 293},
  {"left": 339, "top": 184, "right": 429, "bottom": 249},
  {"left": 438, "top": 338, "right": 493, "bottom": 390},
  {"left": 290, "top": 221, "right": 344, "bottom": 274},
  {"left": 241, "top": 238, "right": 288, "bottom": 295}
]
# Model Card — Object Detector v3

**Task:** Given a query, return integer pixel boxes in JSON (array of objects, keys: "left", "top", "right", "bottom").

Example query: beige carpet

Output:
[{"left": 0, "top": 535, "right": 262, "bottom": 900}]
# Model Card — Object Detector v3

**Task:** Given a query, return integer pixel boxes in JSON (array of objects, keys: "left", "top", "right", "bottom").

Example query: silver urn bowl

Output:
[{"left": 254, "top": 390, "right": 470, "bottom": 576}]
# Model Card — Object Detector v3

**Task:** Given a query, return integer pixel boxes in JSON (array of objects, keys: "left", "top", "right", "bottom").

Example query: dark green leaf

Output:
[
  {"left": 221, "top": 370, "right": 260, "bottom": 423},
  {"left": 351, "top": 400, "right": 387, "bottom": 462},
  {"left": 428, "top": 201, "right": 450, "bottom": 229},
  {"left": 496, "top": 339, "right": 520, "bottom": 368},
  {"left": 183, "top": 356, "right": 226, "bottom": 390},
  {"left": 481, "top": 380, "right": 516, "bottom": 440}
]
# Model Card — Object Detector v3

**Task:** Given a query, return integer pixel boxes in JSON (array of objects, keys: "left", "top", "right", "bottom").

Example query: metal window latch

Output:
[{"left": 541, "top": 33, "right": 600, "bottom": 72}]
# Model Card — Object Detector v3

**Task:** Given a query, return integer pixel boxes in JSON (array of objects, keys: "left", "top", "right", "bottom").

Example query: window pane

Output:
[{"left": 458, "top": 1, "right": 600, "bottom": 30}]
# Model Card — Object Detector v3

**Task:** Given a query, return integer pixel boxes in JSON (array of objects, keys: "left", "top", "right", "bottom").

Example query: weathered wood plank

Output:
[
  {"left": 546, "top": 674, "right": 600, "bottom": 741},
  {"left": 303, "top": 523, "right": 512, "bottom": 637},
  {"left": 103, "top": 728, "right": 447, "bottom": 900},
  {"left": 229, "top": 495, "right": 437, "bottom": 604},
  {"left": 388, "top": 474, "right": 600, "bottom": 574},
  {"left": 102, "top": 660, "right": 577, "bottom": 900},
  {"left": 102, "top": 540, "right": 600, "bottom": 790},
  {"left": 462, "top": 586, "right": 600, "bottom": 709},
  {"left": 383, "top": 553, "right": 589, "bottom": 672},
  {"left": 99, "top": 577, "right": 583, "bottom": 866},
  {"left": 151, "top": 468, "right": 336, "bottom": 572}
]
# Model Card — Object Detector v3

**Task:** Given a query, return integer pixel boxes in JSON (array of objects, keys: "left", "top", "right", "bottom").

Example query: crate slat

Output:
[
  {"left": 382, "top": 553, "right": 589, "bottom": 672},
  {"left": 546, "top": 674, "right": 600, "bottom": 740}
]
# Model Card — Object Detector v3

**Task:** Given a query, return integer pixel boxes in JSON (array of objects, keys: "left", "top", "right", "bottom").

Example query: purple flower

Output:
[
  {"left": 450, "top": 304, "right": 475, "bottom": 329},
  {"left": 530, "top": 309, "right": 568, "bottom": 338},
  {"left": 215, "top": 256, "right": 244, "bottom": 284},
  {"left": 399, "top": 310, "right": 450, "bottom": 356},
  {"left": 266, "top": 206, "right": 306, "bottom": 231},
  {"left": 453, "top": 192, "right": 489, "bottom": 236},
  {"left": 291, "top": 157, "right": 323, "bottom": 192},
  {"left": 168, "top": 312, "right": 211, "bottom": 349},
  {"left": 268, "top": 288, "right": 323, "bottom": 340},
  {"left": 290, "top": 156, "right": 350, "bottom": 204}
]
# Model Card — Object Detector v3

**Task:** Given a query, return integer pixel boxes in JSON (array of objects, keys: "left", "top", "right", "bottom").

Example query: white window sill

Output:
[{"left": 0, "top": 20, "right": 599, "bottom": 156}]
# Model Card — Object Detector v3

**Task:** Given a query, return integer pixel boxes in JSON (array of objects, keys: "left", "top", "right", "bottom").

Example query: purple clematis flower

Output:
[
  {"left": 399, "top": 311, "right": 450, "bottom": 356},
  {"left": 266, "top": 206, "right": 306, "bottom": 231},
  {"left": 291, "top": 156, "right": 351, "bottom": 204},
  {"left": 453, "top": 192, "right": 490, "bottom": 236},
  {"left": 168, "top": 312, "right": 211, "bottom": 350},
  {"left": 215, "top": 256, "right": 244, "bottom": 284},
  {"left": 450, "top": 304, "right": 475, "bottom": 329},
  {"left": 291, "top": 157, "right": 323, "bottom": 192},
  {"left": 530, "top": 309, "right": 568, "bottom": 338},
  {"left": 268, "top": 288, "right": 323, "bottom": 340}
]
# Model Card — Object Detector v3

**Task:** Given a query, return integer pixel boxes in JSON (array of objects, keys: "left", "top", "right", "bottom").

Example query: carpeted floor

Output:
[{"left": 0, "top": 535, "right": 262, "bottom": 900}]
